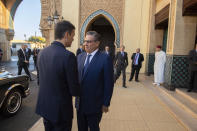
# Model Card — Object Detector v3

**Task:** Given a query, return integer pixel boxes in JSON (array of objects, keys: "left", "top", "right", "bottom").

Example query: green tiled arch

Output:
[{"left": 80, "top": 9, "right": 120, "bottom": 48}]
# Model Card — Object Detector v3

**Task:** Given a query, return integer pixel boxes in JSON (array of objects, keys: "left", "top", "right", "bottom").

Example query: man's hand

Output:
[
  {"left": 24, "top": 60, "right": 29, "bottom": 63},
  {"left": 102, "top": 106, "right": 109, "bottom": 113}
]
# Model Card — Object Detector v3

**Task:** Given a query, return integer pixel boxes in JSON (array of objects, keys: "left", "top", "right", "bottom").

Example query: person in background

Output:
[
  {"left": 32, "top": 47, "right": 40, "bottom": 70},
  {"left": 153, "top": 45, "right": 166, "bottom": 86},
  {"left": 104, "top": 45, "right": 114, "bottom": 61},
  {"left": 187, "top": 44, "right": 197, "bottom": 92},
  {"left": 76, "top": 44, "right": 85, "bottom": 56},
  {"left": 17, "top": 44, "right": 33, "bottom": 81},
  {"left": 24, "top": 45, "right": 31, "bottom": 68},
  {"left": 114, "top": 45, "right": 128, "bottom": 88},
  {"left": 0, "top": 48, "right": 3, "bottom": 65},
  {"left": 129, "top": 48, "right": 144, "bottom": 82},
  {"left": 36, "top": 20, "right": 80, "bottom": 131}
]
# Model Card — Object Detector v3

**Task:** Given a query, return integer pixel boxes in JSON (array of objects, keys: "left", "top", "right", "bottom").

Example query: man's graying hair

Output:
[{"left": 86, "top": 31, "right": 101, "bottom": 41}]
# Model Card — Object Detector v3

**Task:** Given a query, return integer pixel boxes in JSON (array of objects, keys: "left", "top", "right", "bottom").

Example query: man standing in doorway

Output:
[
  {"left": 187, "top": 44, "right": 197, "bottom": 92},
  {"left": 76, "top": 44, "right": 85, "bottom": 56},
  {"left": 104, "top": 45, "right": 113, "bottom": 60},
  {"left": 77, "top": 31, "right": 114, "bottom": 131},
  {"left": 36, "top": 21, "right": 80, "bottom": 131},
  {"left": 129, "top": 48, "right": 144, "bottom": 82},
  {"left": 17, "top": 45, "right": 33, "bottom": 81},
  {"left": 153, "top": 45, "right": 166, "bottom": 86},
  {"left": 114, "top": 45, "right": 128, "bottom": 88}
]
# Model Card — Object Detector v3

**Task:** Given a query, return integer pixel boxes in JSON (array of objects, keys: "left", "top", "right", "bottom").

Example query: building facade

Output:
[
  {"left": 147, "top": 0, "right": 197, "bottom": 89},
  {"left": 0, "top": 0, "right": 197, "bottom": 89},
  {"left": 0, "top": 0, "right": 61, "bottom": 61}
]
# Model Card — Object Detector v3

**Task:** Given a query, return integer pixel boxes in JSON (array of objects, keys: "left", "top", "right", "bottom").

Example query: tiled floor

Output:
[{"left": 29, "top": 74, "right": 187, "bottom": 131}]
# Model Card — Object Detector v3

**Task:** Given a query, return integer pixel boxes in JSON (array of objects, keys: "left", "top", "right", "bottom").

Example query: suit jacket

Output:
[
  {"left": 131, "top": 53, "right": 144, "bottom": 68},
  {"left": 188, "top": 50, "right": 197, "bottom": 71},
  {"left": 17, "top": 48, "right": 28, "bottom": 66},
  {"left": 25, "top": 48, "right": 31, "bottom": 61},
  {"left": 77, "top": 51, "right": 114, "bottom": 114},
  {"left": 0, "top": 48, "right": 3, "bottom": 59},
  {"left": 76, "top": 48, "right": 84, "bottom": 56},
  {"left": 32, "top": 48, "right": 40, "bottom": 60},
  {"left": 36, "top": 41, "right": 80, "bottom": 123},
  {"left": 103, "top": 51, "right": 114, "bottom": 61},
  {"left": 114, "top": 51, "right": 128, "bottom": 68}
]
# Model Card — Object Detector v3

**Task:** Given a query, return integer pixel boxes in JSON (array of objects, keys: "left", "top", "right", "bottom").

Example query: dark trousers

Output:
[
  {"left": 43, "top": 118, "right": 72, "bottom": 131},
  {"left": 129, "top": 65, "right": 141, "bottom": 81},
  {"left": 189, "top": 71, "right": 197, "bottom": 91},
  {"left": 77, "top": 111, "right": 102, "bottom": 131},
  {"left": 18, "top": 64, "right": 32, "bottom": 80},
  {"left": 114, "top": 66, "right": 126, "bottom": 86}
]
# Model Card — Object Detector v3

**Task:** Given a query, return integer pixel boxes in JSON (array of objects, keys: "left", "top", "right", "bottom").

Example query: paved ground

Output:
[{"left": 30, "top": 75, "right": 187, "bottom": 131}]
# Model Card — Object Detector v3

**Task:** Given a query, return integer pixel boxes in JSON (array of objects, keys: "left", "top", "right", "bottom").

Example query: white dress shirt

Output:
[
  {"left": 84, "top": 49, "right": 98, "bottom": 66},
  {"left": 21, "top": 48, "right": 26, "bottom": 61},
  {"left": 134, "top": 53, "right": 139, "bottom": 65}
]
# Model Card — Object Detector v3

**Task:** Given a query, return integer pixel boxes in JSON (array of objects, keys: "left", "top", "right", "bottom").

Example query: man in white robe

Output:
[{"left": 153, "top": 45, "right": 166, "bottom": 86}]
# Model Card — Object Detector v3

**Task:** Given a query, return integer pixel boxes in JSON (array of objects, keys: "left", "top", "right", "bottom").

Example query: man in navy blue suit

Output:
[
  {"left": 36, "top": 21, "right": 80, "bottom": 131},
  {"left": 77, "top": 31, "right": 114, "bottom": 131}
]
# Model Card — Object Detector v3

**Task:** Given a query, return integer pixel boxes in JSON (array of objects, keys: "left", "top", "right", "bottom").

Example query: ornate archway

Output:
[
  {"left": 3, "top": 0, "right": 62, "bottom": 43},
  {"left": 80, "top": 9, "right": 120, "bottom": 48}
]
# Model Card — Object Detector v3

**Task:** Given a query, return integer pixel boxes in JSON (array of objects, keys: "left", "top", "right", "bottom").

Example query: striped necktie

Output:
[{"left": 83, "top": 54, "right": 91, "bottom": 76}]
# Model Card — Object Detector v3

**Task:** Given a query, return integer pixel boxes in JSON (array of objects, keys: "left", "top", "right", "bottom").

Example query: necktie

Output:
[
  {"left": 83, "top": 54, "right": 91, "bottom": 76},
  {"left": 22, "top": 49, "right": 27, "bottom": 61},
  {"left": 121, "top": 52, "right": 124, "bottom": 57},
  {"left": 134, "top": 54, "right": 138, "bottom": 65}
]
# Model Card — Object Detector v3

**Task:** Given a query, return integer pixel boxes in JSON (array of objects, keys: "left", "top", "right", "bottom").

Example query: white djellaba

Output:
[{"left": 153, "top": 50, "right": 166, "bottom": 86}]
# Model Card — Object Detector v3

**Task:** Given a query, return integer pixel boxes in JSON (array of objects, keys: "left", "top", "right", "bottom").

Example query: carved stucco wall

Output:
[
  {"left": 79, "top": 0, "right": 124, "bottom": 47},
  {"left": 40, "top": 0, "right": 62, "bottom": 45}
]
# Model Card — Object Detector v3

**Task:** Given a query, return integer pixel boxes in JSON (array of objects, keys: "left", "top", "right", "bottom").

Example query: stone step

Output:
[
  {"left": 160, "top": 87, "right": 197, "bottom": 119},
  {"left": 176, "top": 88, "right": 197, "bottom": 105}
]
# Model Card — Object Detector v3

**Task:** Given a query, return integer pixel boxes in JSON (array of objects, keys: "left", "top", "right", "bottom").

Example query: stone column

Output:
[
  {"left": 0, "top": 29, "right": 12, "bottom": 61},
  {"left": 164, "top": 0, "right": 197, "bottom": 89},
  {"left": 145, "top": 0, "right": 164, "bottom": 75}
]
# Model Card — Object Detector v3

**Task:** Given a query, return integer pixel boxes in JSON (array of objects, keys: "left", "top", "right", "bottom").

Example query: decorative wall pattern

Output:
[
  {"left": 80, "top": 0, "right": 124, "bottom": 46},
  {"left": 145, "top": 53, "right": 155, "bottom": 75},
  {"left": 80, "top": 9, "right": 120, "bottom": 47},
  {"left": 171, "top": 56, "right": 189, "bottom": 87},
  {"left": 146, "top": 54, "right": 189, "bottom": 89},
  {"left": 164, "top": 55, "right": 189, "bottom": 89},
  {"left": 164, "top": 55, "right": 173, "bottom": 88}
]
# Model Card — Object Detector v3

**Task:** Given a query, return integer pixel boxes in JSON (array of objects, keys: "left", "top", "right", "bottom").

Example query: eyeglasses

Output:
[{"left": 83, "top": 40, "right": 97, "bottom": 44}]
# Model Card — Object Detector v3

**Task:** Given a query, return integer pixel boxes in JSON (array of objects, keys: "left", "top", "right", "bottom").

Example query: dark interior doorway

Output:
[{"left": 87, "top": 16, "right": 115, "bottom": 58}]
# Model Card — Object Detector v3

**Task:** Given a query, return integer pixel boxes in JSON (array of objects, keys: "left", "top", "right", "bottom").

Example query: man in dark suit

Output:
[
  {"left": 36, "top": 21, "right": 80, "bottom": 131},
  {"left": 32, "top": 47, "right": 40, "bottom": 70},
  {"left": 129, "top": 48, "right": 144, "bottom": 82},
  {"left": 0, "top": 48, "right": 3, "bottom": 65},
  {"left": 104, "top": 45, "right": 114, "bottom": 61},
  {"left": 17, "top": 45, "right": 33, "bottom": 81},
  {"left": 114, "top": 45, "right": 128, "bottom": 88},
  {"left": 25, "top": 45, "right": 32, "bottom": 61},
  {"left": 24, "top": 45, "right": 31, "bottom": 67},
  {"left": 187, "top": 44, "right": 197, "bottom": 92},
  {"left": 77, "top": 31, "right": 114, "bottom": 131},
  {"left": 76, "top": 45, "right": 85, "bottom": 56}
]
